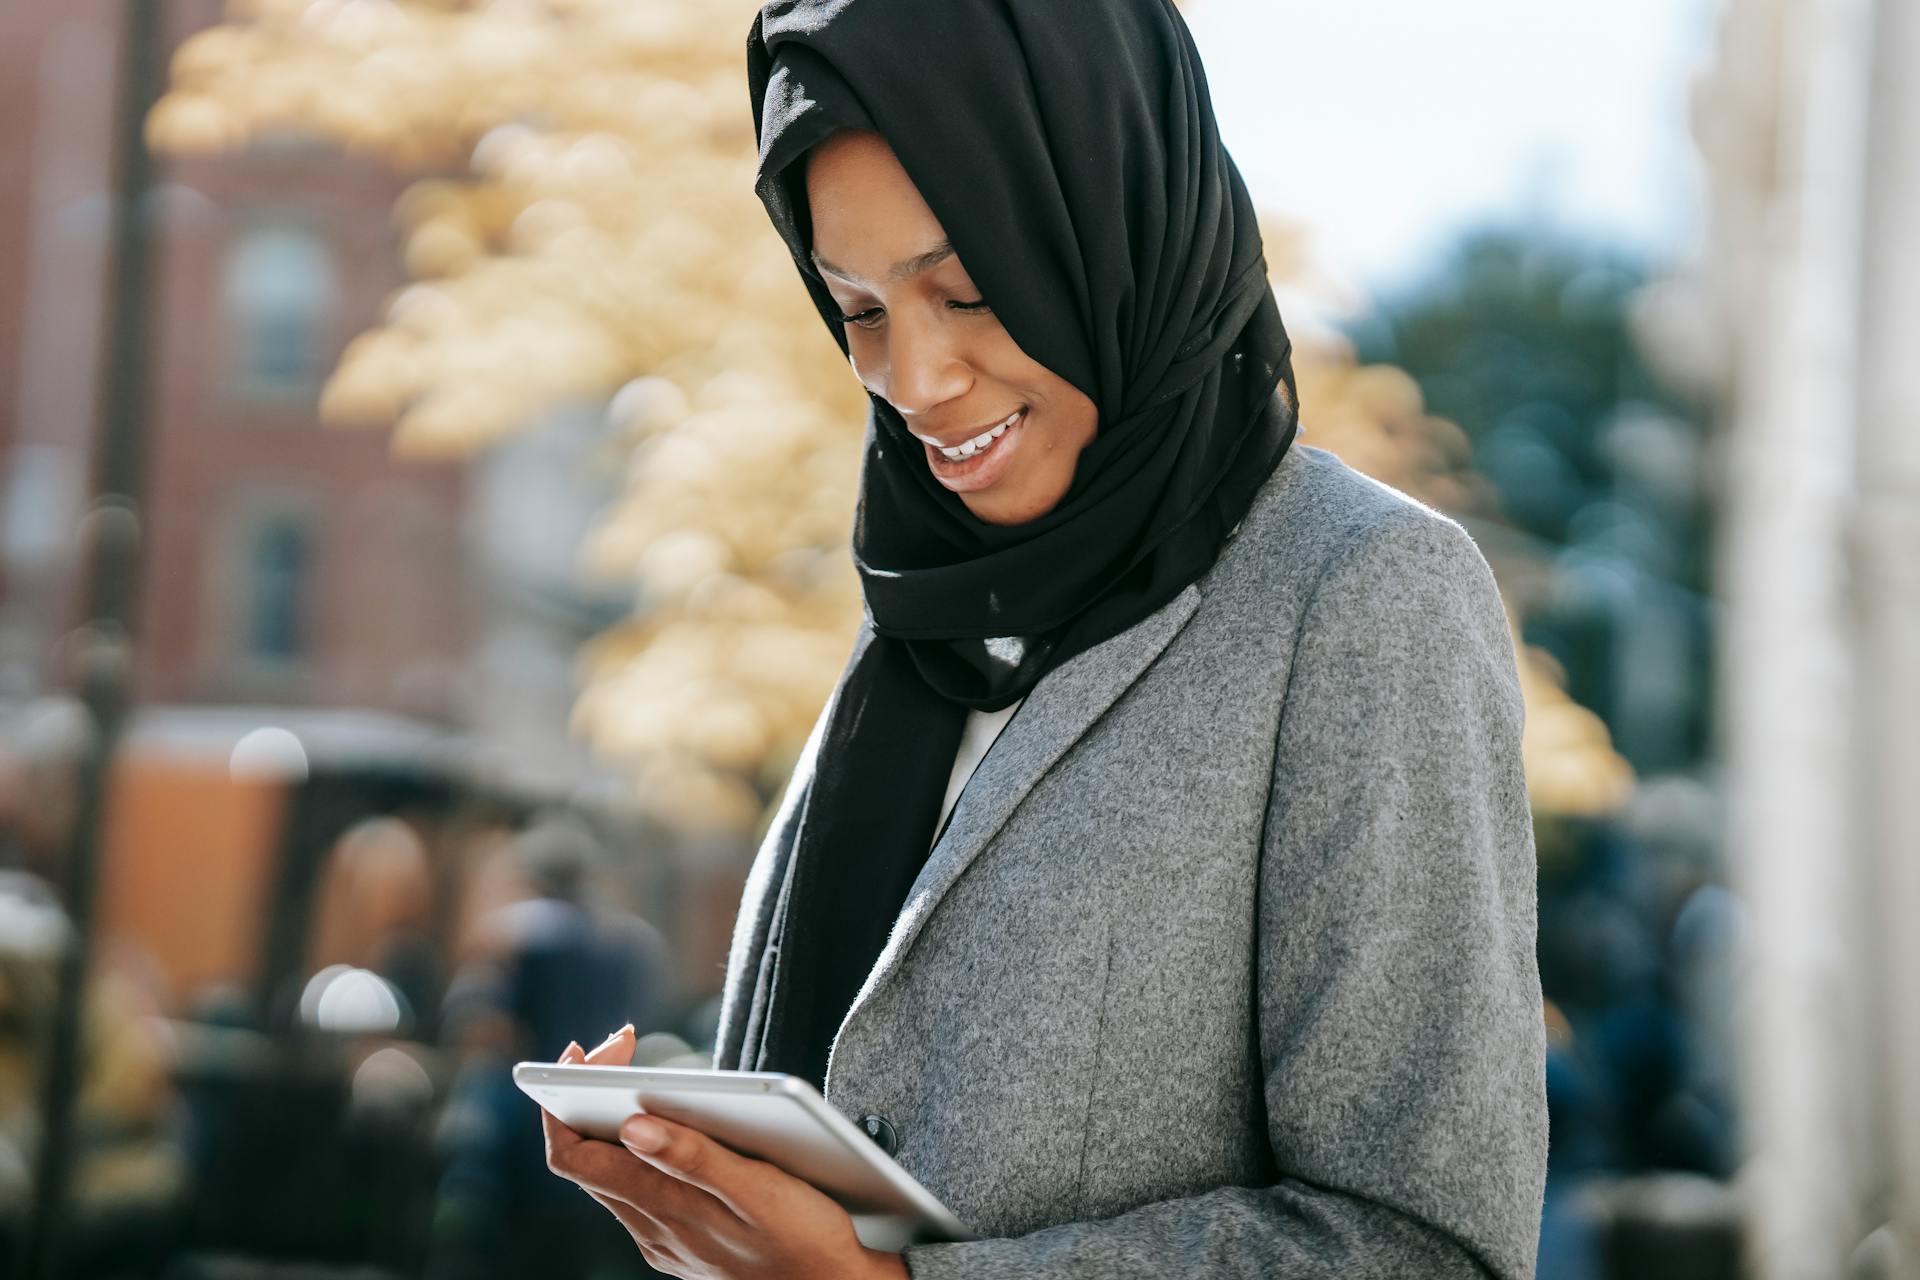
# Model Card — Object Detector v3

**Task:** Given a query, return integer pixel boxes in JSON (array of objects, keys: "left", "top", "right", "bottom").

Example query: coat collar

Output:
[{"left": 824, "top": 579, "right": 1206, "bottom": 1092}]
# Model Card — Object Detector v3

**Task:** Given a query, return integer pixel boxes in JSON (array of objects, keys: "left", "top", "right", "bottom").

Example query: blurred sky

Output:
[{"left": 1186, "top": 0, "right": 1724, "bottom": 302}]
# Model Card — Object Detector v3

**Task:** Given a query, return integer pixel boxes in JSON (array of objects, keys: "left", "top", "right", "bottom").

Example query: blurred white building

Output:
[{"left": 1666, "top": 0, "right": 1920, "bottom": 1274}]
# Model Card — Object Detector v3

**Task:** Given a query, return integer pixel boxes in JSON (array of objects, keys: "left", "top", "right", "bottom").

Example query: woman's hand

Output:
[{"left": 539, "top": 1025, "right": 909, "bottom": 1280}]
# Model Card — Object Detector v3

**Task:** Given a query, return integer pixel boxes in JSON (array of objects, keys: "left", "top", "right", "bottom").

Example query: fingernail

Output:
[
  {"left": 563, "top": 1041, "right": 582, "bottom": 1060},
  {"left": 621, "top": 1116, "right": 667, "bottom": 1154},
  {"left": 592, "top": 1025, "right": 632, "bottom": 1054}
]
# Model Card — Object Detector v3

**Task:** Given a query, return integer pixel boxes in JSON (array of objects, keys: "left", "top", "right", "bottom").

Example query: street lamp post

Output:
[{"left": 16, "top": 1, "right": 164, "bottom": 1276}]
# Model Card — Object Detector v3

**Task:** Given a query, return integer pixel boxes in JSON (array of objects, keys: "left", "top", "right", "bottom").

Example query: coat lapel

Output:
[{"left": 827, "top": 580, "right": 1206, "bottom": 1077}]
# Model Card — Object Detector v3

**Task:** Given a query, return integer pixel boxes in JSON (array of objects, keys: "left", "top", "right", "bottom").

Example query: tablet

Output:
[{"left": 514, "top": 1062, "right": 974, "bottom": 1252}]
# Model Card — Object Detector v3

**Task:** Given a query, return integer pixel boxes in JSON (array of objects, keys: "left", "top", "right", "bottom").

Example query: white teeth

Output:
[{"left": 937, "top": 411, "right": 1021, "bottom": 460}]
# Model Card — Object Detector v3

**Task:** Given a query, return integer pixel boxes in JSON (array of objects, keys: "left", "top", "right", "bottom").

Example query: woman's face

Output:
[{"left": 804, "top": 129, "right": 1098, "bottom": 526}]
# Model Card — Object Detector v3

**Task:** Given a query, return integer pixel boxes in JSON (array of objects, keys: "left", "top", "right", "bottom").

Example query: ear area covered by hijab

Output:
[{"left": 737, "top": 0, "right": 1302, "bottom": 1095}]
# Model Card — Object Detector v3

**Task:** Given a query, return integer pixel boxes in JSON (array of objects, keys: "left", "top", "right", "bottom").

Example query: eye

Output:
[{"left": 834, "top": 299, "right": 993, "bottom": 330}]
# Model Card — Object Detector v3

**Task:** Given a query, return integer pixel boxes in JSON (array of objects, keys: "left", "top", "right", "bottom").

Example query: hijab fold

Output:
[{"left": 738, "top": 0, "right": 1301, "bottom": 1094}]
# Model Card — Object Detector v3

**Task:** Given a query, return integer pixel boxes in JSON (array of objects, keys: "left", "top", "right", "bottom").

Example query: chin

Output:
[{"left": 962, "top": 482, "right": 1062, "bottom": 526}]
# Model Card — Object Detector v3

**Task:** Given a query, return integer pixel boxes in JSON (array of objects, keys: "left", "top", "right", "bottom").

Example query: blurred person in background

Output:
[
  {"left": 537, "top": 2, "right": 1546, "bottom": 1279},
  {"left": 1534, "top": 809, "right": 1741, "bottom": 1278},
  {"left": 307, "top": 815, "right": 441, "bottom": 1039},
  {"left": 429, "top": 811, "right": 672, "bottom": 1280}
]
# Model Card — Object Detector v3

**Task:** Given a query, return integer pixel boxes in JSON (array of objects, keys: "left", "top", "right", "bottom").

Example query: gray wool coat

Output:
[{"left": 712, "top": 442, "right": 1548, "bottom": 1279}]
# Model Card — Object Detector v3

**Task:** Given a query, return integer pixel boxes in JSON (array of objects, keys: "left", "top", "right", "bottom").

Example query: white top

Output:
[{"left": 931, "top": 696, "right": 1025, "bottom": 851}]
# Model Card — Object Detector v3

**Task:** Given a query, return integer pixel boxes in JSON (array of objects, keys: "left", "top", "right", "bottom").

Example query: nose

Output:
[{"left": 878, "top": 309, "right": 971, "bottom": 418}]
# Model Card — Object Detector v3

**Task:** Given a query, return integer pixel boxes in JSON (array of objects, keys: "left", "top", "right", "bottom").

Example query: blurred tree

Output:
[
  {"left": 150, "top": 0, "right": 1629, "bottom": 832},
  {"left": 1348, "top": 226, "right": 1714, "bottom": 776},
  {"left": 1350, "top": 229, "right": 1682, "bottom": 545},
  {"left": 151, "top": 0, "right": 872, "bottom": 833}
]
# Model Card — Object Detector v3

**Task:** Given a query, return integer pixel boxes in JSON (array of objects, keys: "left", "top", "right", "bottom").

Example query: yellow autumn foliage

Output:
[{"left": 150, "top": 0, "right": 1630, "bottom": 830}]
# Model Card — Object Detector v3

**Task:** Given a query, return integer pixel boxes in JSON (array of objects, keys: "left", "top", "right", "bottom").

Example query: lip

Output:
[
  {"left": 924, "top": 407, "right": 1027, "bottom": 493},
  {"left": 914, "top": 407, "right": 1026, "bottom": 451}
]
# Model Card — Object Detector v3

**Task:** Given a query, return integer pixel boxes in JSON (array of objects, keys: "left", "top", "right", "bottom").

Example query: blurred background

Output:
[{"left": 0, "top": 0, "right": 1912, "bottom": 1277}]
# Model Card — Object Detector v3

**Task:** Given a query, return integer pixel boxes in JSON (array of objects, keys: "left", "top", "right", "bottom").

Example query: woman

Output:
[{"left": 539, "top": 1, "right": 1548, "bottom": 1277}]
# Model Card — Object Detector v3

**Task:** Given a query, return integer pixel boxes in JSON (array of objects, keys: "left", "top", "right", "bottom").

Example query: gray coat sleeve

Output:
[{"left": 900, "top": 509, "right": 1549, "bottom": 1280}]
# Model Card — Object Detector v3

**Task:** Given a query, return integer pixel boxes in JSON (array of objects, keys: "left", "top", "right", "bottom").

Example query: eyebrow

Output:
[{"left": 811, "top": 238, "right": 956, "bottom": 286}]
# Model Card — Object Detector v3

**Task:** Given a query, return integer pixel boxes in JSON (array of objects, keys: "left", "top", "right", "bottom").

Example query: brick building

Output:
[
  {"left": 0, "top": 0, "right": 474, "bottom": 718},
  {"left": 0, "top": 2, "right": 696, "bottom": 1017}
]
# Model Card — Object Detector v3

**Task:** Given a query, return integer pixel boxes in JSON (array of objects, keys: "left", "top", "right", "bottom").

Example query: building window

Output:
[
  {"left": 222, "top": 222, "right": 337, "bottom": 400},
  {"left": 244, "top": 513, "right": 309, "bottom": 662}
]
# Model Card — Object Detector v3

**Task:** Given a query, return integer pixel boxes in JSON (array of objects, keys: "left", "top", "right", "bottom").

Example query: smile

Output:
[
  {"left": 922, "top": 407, "right": 1028, "bottom": 494},
  {"left": 923, "top": 409, "right": 1023, "bottom": 460}
]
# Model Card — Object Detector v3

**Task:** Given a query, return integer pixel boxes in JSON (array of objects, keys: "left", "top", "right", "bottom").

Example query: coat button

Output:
[{"left": 858, "top": 1112, "right": 898, "bottom": 1156}]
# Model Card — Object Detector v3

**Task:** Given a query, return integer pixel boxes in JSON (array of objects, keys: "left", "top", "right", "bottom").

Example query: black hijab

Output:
[{"left": 738, "top": 0, "right": 1302, "bottom": 1093}]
